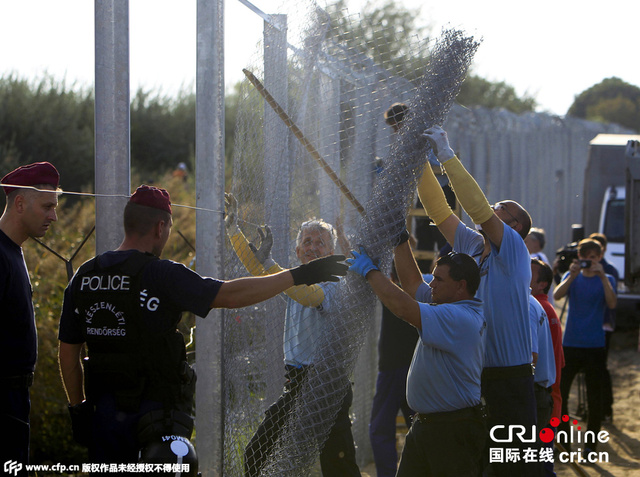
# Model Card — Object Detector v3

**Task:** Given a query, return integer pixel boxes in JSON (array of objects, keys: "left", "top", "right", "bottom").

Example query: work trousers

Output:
[
  {"left": 482, "top": 369, "right": 539, "bottom": 477},
  {"left": 396, "top": 406, "right": 485, "bottom": 477},
  {"left": 0, "top": 386, "right": 30, "bottom": 477},
  {"left": 535, "top": 384, "right": 554, "bottom": 477},
  {"left": 244, "top": 365, "right": 360, "bottom": 477},
  {"left": 369, "top": 366, "right": 413, "bottom": 477},
  {"left": 602, "top": 331, "right": 614, "bottom": 417}
]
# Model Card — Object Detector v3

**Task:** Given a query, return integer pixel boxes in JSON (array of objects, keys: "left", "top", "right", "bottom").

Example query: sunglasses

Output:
[{"left": 492, "top": 202, "right": 519, "bottom": 225}]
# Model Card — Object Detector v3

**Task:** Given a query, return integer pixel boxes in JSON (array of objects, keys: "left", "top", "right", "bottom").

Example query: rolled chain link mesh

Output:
[{"left": 221, "top": 2, "right": 479, "bottom": 475}]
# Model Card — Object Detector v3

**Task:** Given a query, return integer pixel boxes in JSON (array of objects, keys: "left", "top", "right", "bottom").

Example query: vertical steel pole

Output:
[
  {"left": 196, "top": 0, "right": 225, "bottom": 475},
  {"left": 263, "top": 14, "right": 290, "bottom": 266},
  {"left": 318, "top": 72, "right": 340, "bottom": 224},
  {"left": 94, "top": 0, "right": 130, "bottom": 253}
]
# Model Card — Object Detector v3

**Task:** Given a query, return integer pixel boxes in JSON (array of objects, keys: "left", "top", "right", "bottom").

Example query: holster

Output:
[
  {"left": 68, "top": 400, "right": 94, "bottom": 447},
  {"left": 136, "top": 409, "right": 194, "bottom": 447}
]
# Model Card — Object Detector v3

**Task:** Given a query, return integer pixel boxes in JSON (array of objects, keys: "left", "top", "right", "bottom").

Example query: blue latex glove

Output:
[{"left": 347, "top": 247, "right": 379, "bottom": 278}]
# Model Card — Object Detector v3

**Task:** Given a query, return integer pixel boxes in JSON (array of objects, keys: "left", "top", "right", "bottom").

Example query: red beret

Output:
[
  {"left": 129, "top": 185, "right": 172, "bottom": 214},
  {"left": 1, "top": 162, "right": 60, "bottom": 195}
]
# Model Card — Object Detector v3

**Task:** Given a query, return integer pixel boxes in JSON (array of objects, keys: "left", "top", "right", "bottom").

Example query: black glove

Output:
[
  {"left": 395, "top": 229, "right": 410, "bottom": 247},
  {"left": 68, "top": 400, "right": 93, "bottom": 447},
  {"left": 289, "top": 254, "right": 348, "bottom": 286},
  {"left": 248, "top": 225, "right": 274, "bottom": 265}
]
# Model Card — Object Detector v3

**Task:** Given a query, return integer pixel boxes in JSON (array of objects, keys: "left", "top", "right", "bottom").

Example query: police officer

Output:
[
  {"left": 58, "top": 185, "right": 348, "bottom": 469},
  {"left": 0, "top": 162, "right": 60, "bottom": 475}
]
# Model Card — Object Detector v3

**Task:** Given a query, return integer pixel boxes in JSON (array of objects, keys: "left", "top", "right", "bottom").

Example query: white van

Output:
[
  {"left": 598, "top": 185, "right": 640, "bottom": 321},
  {"left": 598, "top": 186, "right": 625, "bottom": 281}
]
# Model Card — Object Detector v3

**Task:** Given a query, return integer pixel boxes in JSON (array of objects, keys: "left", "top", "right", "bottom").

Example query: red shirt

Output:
[{"left": 535, "top": 293, "right": 565, "bottom": 420}]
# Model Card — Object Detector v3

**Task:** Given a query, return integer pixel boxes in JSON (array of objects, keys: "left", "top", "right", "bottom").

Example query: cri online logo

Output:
[
  {"left": 491, "top": 414, "right": 610, "bottom": 446},
  {"left": 540, "top": 416, "right": 567, "bottom": 443}
]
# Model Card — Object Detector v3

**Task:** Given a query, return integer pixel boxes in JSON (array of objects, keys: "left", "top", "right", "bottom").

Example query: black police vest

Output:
[{"left": 73, "top": 252, "right": 194, "bottom": 413}]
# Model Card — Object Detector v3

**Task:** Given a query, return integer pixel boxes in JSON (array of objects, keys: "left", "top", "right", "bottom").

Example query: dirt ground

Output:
[
  {"left": 361, "top": 328, "right": 640, "bottom": 477},
  {"left": 553, "top": 328, "right": 640, "bottom": 476}
]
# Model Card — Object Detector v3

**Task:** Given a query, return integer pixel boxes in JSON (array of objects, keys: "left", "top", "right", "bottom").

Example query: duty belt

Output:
[
  {"left": 1, "top": 373, "right": 34, "bottom": 389},
  {"left": 414, "top": 403, "right": 484, "bottom": 424},
  {"left": 481, "top": 363, "right": 534, "bottom": 380}
]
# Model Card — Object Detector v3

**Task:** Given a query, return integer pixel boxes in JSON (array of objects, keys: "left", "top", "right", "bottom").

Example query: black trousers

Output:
[
  {"left": 0, "top": 387, "right": 30, "bottom": 477},
  {"left": 482, "top": 372, "right": 539, "bottom": 477},
  {"left": 559, "top": 347, "right": 606, "bottom": 449},
  {"left": 602, "top": 331, "right": 614, "bottom": 416},
  {"left": 396, "top": 407, "right": 486, "bottom": 477},
  {"left": 244, "top": 366, "right": 360, "bottom": 477}
]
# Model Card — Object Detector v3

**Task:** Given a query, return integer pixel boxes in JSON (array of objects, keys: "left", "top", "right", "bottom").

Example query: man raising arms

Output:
[{"left": 416, "top": 126, "right": 536, "bottom": 476}]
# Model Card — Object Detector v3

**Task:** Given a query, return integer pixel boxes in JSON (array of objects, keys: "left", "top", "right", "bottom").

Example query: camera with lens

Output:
[
  {"left": 555, "top": 244, "right": 578, "bottom": 274},
  {"left": 555, "top": 224, "right": 585, "bottom": 275}
]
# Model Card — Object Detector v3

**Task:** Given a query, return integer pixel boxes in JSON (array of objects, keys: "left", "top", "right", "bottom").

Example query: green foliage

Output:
[
  {"left": 568, "top": 77, "right": 640, "bottom": 131},
  {"left": 326, "top": 0, "right": 431, "bottom": 82},
  {"left": 458, "top": 75, "right": 537, "bottom": 113},
  {"left": 0, "top": 75, "right": 238, "bottom": 198},
  {"left": 0, "top": 75, "right": 95, "bottom": 195},
  {"left": 130, "top": 88, "right": 196, "bottom": 179}
]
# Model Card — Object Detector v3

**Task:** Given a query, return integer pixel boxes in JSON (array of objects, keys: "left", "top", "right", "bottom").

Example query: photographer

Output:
[{"left": 553, "top": 238, "right": 616, "bottom": 452}]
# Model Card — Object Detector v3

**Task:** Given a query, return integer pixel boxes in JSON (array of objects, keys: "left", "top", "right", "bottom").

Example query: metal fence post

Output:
[
  {"left": 196, "top": 0, "right": 225, "bottom": 475},
  {"left": 94, "top": 0, "right": 130, "bottom": 253}
]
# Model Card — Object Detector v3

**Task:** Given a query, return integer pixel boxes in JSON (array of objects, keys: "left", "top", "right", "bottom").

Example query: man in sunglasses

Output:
[
  {"left": 417, "top": 126, "right": 536, "bottom": 476},
  {"left": 348, "top": 240, "right": 486, "bottom": 477}
]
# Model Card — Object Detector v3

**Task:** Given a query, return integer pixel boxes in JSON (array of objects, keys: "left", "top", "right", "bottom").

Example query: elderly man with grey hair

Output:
[
  {"left": 224, "top": 194, "right": 361, "bottom": 477},
  {"left": 525, "top": 227, "right": 549, "bottom": 265}
]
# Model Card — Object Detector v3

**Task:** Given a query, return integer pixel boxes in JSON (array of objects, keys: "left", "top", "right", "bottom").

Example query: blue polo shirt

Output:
[
  {"left": 529, "top": 295, "right": 555, "bottom": 388},
  {"left": 454, "top": 222, "right": 532, "bottom": 368},
  {"left": 407, "top": 283, "right": 486, "bottom": 414},
  {"left": 284, "top": 281, "right": 339, "bottom": 367}
]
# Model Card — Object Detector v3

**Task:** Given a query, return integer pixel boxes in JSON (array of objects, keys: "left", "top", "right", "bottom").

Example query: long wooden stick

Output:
[{"left": 243, "top": 69, "right": 366, "bottom": 217}]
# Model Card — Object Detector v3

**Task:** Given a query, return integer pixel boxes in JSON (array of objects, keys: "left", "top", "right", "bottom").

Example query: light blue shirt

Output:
[
  {"left": 529, "top": 295, "right": 555, "bottom": 388},
  {"left": 407, "top": 283, "right": 486, "bottom": 413},
  {"left": 454, "top": 222, "right": 532, "bottom": 368},
  {"left": 283, "top": 281, "right": 338, "bottom": 366}
]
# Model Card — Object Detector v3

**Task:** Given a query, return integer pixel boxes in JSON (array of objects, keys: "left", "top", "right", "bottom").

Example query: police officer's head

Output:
[
  {"left": 1, "top": 162, "right": 61, "bottom": 243},
  {"left": 124, "top": 185, "right": 172, "bottom": 256}
]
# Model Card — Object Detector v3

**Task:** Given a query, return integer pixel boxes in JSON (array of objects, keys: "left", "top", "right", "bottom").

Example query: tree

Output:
[
  {"left": 568, "top": 77, "right": 640, "bottom": 132},
  {"left": 326, "top": 0, "right": 536, "bottom": 113},
  {"left": 458, "top": 75, "right": 537, "bottom": 114},
  {"left": 326, "top": 0, "right": 430, "bottom": 82},
  {"left": 130, "top": 88, "right": 196, "bottom": 178},
  {"left": 0, "top": 75, "right": 95, "bottom": 194}
]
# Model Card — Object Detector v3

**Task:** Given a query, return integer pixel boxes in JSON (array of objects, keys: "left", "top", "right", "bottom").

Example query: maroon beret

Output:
[
  {"left": 129, "top": 184, "right": 172, "bottom": 214},
  {"left": 1, "top": 162, "right": 60, "bottom": 195}
]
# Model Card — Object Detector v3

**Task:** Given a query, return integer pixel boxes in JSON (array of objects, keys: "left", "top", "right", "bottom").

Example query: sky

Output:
[{"left": 0, "top": 0, "right": 638, "bottom": 116}]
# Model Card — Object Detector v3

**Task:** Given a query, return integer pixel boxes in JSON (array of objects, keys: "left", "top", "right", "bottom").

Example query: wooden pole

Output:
[{"left": 243, "top": 68, "right": 366, "bottom": 217}]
